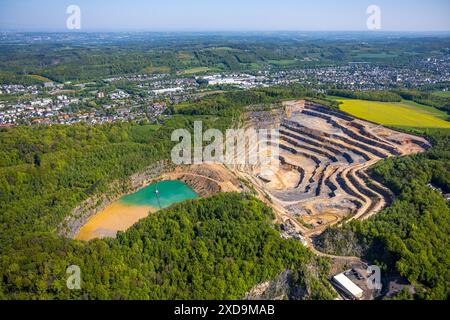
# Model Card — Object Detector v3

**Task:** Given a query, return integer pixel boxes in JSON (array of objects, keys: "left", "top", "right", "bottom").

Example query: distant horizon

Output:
[
  {"left": 2, "top": 29, "right": 450, "bottom": 34},
  {"left": 1, "top": 0, "right": 449, "bottom": 33}
]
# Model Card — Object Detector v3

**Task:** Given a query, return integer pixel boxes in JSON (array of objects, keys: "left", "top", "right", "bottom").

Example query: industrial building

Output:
[{"left": 332, "top": 273, "right": 364, "bottom": 300}]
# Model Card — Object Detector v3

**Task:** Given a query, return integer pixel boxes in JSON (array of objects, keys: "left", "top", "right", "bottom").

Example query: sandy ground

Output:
[{"left": 75, "top": 202, "right": 156, "bottom": 241}]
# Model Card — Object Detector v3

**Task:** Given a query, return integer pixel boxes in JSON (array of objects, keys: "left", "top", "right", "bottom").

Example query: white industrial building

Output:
[{"left": 332, "top": 273, "right": 364, "bottom": 299}]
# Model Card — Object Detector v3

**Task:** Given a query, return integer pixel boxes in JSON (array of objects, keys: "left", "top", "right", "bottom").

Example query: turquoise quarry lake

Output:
[
  {"left": 120, "top": 180, "right": 198, "bottom": 208},
  {"left": 76, "top": 180, "right": 198, "bottom": 241}
]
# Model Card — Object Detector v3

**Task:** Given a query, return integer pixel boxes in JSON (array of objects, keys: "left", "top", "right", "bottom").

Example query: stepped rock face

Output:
[
  {"left": 163, "top": 163, "right": 243, "bottom": 197},
  {"left": 233, "top": 100, "right": 430, "bottom": 236}
]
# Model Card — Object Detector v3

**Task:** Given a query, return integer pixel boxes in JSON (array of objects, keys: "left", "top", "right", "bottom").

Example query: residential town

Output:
[{"left": 1, "top": 55, "right": 449, "bottom": 126}]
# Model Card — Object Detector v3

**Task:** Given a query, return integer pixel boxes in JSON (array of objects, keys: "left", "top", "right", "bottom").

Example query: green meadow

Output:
[
  {"left": 178, "top": 67, "right": 211, "bottom": 74},
  {"left": 269, "top": 59, "right": 297, "bottom": 66},
  {"left": 432, "top": 90, "right": 450, "bottom": 98}
]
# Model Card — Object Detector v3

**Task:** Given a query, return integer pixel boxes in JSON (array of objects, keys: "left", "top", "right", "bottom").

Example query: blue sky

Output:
[{"left": 0, "top": 0, "right": 449, "bottom": 31}]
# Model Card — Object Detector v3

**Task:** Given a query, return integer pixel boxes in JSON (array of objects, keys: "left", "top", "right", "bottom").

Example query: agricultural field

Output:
[
  {"left": 432, "top": 90, "right": 450, "bottom": 98},
  {"left": 269, "top": 59, "right": 297, "bottom": 66},
  {"left": 27, "top": 74, "right": 52, "bottom": 82},
  {"left": 177, "top": 67, "right": 211, "bottom": 74},
  {"left": 143, "top": 66, "right": 171, "bottom": 74},
  {"left": 336, "top": 98, "right": 450, "bottom": 129}
]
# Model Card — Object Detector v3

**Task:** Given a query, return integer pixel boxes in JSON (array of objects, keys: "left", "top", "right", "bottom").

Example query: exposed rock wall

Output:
[{"left": 178, "top": 175, "right": 221, "bottom": 197}]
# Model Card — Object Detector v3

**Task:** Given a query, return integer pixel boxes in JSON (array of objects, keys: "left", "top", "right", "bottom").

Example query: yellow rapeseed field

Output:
[{"left": 337, "top": 99, "right": 450, "bottom": 128}]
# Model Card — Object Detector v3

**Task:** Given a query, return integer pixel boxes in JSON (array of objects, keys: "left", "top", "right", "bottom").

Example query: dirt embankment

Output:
[{"left": 163, "top": 163, "right": 244, "bottom": 197}]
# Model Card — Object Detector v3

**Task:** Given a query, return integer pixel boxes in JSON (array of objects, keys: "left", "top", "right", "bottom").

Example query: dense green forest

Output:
[
  {"left": 316, "top": 130, "right": 450, "bottom": 300},
  {"left": 327, "top": 89, "right": 402, "bottom": 102},
  {"left": 174, "top": 86, "right": 338, "bottom": 116},
  {"left": 0, "top": 193, "right": 335, "bottom": 299}
]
